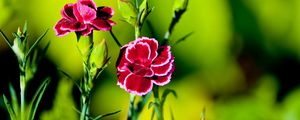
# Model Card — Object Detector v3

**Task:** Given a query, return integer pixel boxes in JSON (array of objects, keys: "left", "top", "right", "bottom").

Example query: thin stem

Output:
[
  {"left": 20, "top": 79, "right": 25, "bottom": 120},
  {"left": 127, "top": 94, "right": 137, "bottom": 120},
  {"left": 153, "top": 86, "right": 163, "bottom": 120},
  {"left": 80, "top": 95, "right": 88, "bottom": 120},
  {"left": 135, "top": 25, "right": 141, "bottom": 39},
  {"left": 109, "top": 30, "right": 122, "bottom": 47},
  {"left": 20, "top": 61, "right": 26, "bottom": 120}
]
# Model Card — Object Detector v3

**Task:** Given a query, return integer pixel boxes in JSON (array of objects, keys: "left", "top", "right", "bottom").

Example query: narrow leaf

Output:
[
  {"left": 92, "top": 110, "right": 121, "bottom": 120},
  {"left": 173, "top": 31, "right": 194, "bottom": 46},
  {"left": 57, "top": 68, "right": 81, "bottom": 93},
  {"left": 9, "top": 84, "right": 19, "bottom": 117},
  {"left": 0, "top": 29, "right": 13, "bottom": 49},
  {"left": 29, "top": 78, "right": 50, "bottom": 120},
  {"left": 22, "top": 21, "right": 28, "bottom": 34},
  {"left": 161, "top": 89, "right": 177, "bottom": 106},
  {"left": 3, "top": 94, "right": 16, "bottom": 120},
  {"left": 26, "top": 29, "right": 49, "bottom": 60}
]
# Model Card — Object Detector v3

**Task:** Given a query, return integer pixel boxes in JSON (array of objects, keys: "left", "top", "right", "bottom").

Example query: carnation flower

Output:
[
  {"left": 116, "top": 37, "right": 175, "bottom": 96},
  {"left": 54, "top": 0, "right": 115, "bottom": 36}
]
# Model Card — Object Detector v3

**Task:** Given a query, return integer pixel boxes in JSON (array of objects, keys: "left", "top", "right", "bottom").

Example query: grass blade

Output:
[
  {"left": 3, "top": 94, "right": 17, "bottom": 120},
  {"left": 29, "top": 78, "right": 50, "bottom": 120},
  {"left": 26, "top": 29, "right": 49, "bottom": 60},
  {"left": 9, "top": 84, "right": 19, "bottom": 117},
  {"left": 92, "top": 110, "right": 121, "bottom": 120},
  {"left": 0, "top": 29, "right": 13, "bottom": 49}
]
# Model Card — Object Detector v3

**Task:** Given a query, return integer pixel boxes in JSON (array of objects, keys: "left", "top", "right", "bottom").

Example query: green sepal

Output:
[{"left": 89, "top": 39, "right": 108, "bottom": 77}]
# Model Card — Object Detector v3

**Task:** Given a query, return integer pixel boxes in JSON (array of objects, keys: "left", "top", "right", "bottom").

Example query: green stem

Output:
[
  {"left": 109, "top": 30, "right": 122, "bottom": 47},
  {"left": 153, "top": 86, "right": 163, "bottom": 120},
  {"left": 80, "top": 95, "right": 88, "bottom": 120},
  {"left": 127, "top": 94, "right": 137, "bottom": 120},
  {"left": 20, "top": 62, "right": 26, "bottom": 120},
  {"left": 135, "top": 25, "right": 141, "bottom": 39}
]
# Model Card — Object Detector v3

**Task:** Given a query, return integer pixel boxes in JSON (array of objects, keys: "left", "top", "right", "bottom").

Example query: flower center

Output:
[{"left": 129, "top": 63, "right": 151, "bottom": 76}]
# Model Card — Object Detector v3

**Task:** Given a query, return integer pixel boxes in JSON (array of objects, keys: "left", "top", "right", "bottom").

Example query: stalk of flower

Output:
[
  {"left": 54, "top": 0, "right": 119, "bottom": 120},
  {"left": 116, "top": 0, "right": 190, "bottom": 119},
  {"left": 1, "top": 23, "right": 49, "bottom": 120}
]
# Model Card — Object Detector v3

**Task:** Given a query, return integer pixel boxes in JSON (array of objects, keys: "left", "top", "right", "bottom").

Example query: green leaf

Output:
[
  {"left": 161, "top": 89, "right": 177, "bottom": 106},
  {"left": 173, "top": 31, "right": 194, "bottom": 46},
  {"left": 26, "top": 29, "right": 49, "bottom": 60},
  {"left": 141, "top": 91, "right": 152, "bottom": 109},
  {"left": 3, "top": 94, "right": 17, "bottom": 120},
  {"left": 0, "top": 29, "right": 13, "bottom": 50},
  {"left": 92, "top": 110, "right": 121, "bottom": 120},
  {"left": 9, "top": 84, "right": 19, "bottom": 117},
  {"left": 118, "top": 0, "right": 138, "bottom": 26},
  {"left": 22, "top": 21, "right": 28, "bottom": 34},
  {"left": 138, "top": 0, "right": 147, "bottom": 13},
  {"left": 29, "top": 78, "right": 50, "bottom": 120}
]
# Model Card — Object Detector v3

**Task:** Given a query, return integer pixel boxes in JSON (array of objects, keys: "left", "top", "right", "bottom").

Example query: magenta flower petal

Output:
[
  {"left": 60, "top": 20, "right": 87, "bottom": 32},
  {"left": 137, "top": 37, "right": 158, "bottom": 61},
  {"left": 97, "top": 7, "right": 114, "bottom": 19},
  {"left": 152, "top": 59, "right": 174, "bottom": 76},
  {"left": 116, "top": 37, "right": 175, "bottom": 96},
  {"left": 116, "top": 46, "right": 130, "bottom": 71},
  {"left": 73, "top": 2, "right": 97, "bottom": 23},
  {"left": 79, "top": 0, "right": 97, "bottom": 10},
  {"left": 61, "top": 4, "right": 76, "bottom": 20},
  {"left": 90, "top": 19, "right": 112, "bottom": 31},
  {"left": 117, "top": 69, "right": 130, "bottom": 89},
  {"left": 125, "top": 42, "right": 152, "bottom": 64},
  {"left": 124, "top": 73, "right": 153, "bottom": 96},
  {"left": 107, "top": 20, "right": 116, "bottom": 26},
  {"left": 80, "top": 25, "right": 94, "bottom": 36},
  {"left": 54, "top": 0, "right": 115, "bottom": 36},
  {"left": 152, "top": 46, "right": 172, "bottom": 67},
  {"left": 54, "top": 18, "right": 71, "bottom": 36},
  {"left": 152, "top": 73, "right": 172, "bottom": 86}
]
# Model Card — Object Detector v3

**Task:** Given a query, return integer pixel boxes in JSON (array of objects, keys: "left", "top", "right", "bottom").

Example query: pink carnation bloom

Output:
[
  {"left": 54, "top": 0, "right": 115, "bottom": 36},
  {"left": 116, "top": 37, "right": 175, "bottom": 96}
]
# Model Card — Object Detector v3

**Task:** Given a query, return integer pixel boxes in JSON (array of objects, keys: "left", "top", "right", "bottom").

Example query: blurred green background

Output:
[{"left": 1, "top": 0, "right": 300, "bottom": 119}]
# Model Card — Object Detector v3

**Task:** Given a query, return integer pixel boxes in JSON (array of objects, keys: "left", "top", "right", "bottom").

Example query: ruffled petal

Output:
[
  {"left": 125, "top": 42, "right": 151, "bottom": 64},
  {"left": 90, "top": 19, "right": 112, "bottom": 31},
  {"left": 73, "top": 2, "right": 97, "bottom": 23},
  {"left": 79, "top": 0, "right": 97, "bottom": 10},
  {"left": 137, "top": 37, "right": 158, "bottom": 62},
  {"left": 124, "top": 73, "right": 153, "bottom": 96},
  {"left": 116, "top": 46, "right": 129, "bottom": 71},
  {"left": 131, "top": 64, "right": 154, "bottom": 77},
  {"left": 96, "top": 6, "right": 114, "bottom": 20},
  {"left": 61, "top": 3, "right": 76, "bottom": 20},
  {"left": 60, "top": 19, "right": 87, "bottom": 32},
  {"left": 80, "top": 25, "right": 94, "bottom": 36},
  {"left": 107, "top": 20, "right": 116, "bottom": 26},
  {"left": 152, "top": 46, "right": 172, "bottom": 67},
  {"left": 152, "top": 73, "right": 172, "bottom": 86},
  {"left": 117, "top": 69, "right": 131, "bottom": 89},
  {"left": 151, "top": 59, "right": 174, "bottom": 76},
  {"left": 54, "top": 18, "right": 71, "bottom": 36}
]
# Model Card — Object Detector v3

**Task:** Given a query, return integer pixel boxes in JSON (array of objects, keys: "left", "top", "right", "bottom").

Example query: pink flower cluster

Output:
[
  {"left": 54, "top": 0, "right": 115, "bottom": 36},
  {"left": 116, "top": 37, "right": 175, "bottom": 96}
]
